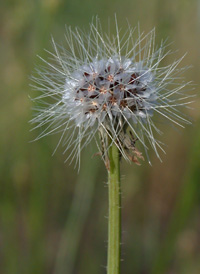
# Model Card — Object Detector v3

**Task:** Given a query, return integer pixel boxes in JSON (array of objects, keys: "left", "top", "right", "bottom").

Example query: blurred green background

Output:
[{"left": 0, "top": 0, "right": 200, "bottom": 273}]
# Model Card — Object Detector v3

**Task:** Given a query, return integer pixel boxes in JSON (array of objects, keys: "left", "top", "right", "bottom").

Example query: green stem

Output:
[{"left": 107, "top": 141, "right": 121, "bottom": 274}]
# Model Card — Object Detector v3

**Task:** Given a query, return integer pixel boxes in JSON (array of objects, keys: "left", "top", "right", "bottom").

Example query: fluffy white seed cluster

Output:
[
  {"left": 63, "top": 58, "right": 156, "bottom": 126},
  {"left": 30, "top": 17, "right": 193, "bottom": 167}
]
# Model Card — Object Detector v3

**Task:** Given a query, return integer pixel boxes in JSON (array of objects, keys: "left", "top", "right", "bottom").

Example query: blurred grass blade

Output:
[
  {"left": 151, "top": 125, "right": 200, "bottom": 274},
  {"left": 54, "top": 147, "right": 101, "bottom": 274}
]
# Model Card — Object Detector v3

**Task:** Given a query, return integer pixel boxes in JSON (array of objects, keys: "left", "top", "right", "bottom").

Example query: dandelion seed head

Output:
[
  {"left": 63, "top": 57, "right": 157, "bottom": 128},
  {"left": 30, "top": 17, "right": 193, "bottom": 167}
]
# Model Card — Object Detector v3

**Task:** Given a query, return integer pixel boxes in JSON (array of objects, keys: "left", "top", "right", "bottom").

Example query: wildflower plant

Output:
[{"left": 30, "top": 17, "right": 193, "bottom": 274}]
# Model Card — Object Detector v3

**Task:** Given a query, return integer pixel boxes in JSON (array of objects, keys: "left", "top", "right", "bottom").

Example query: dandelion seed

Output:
[{"left": 30, "top": 17, "right": 193, "bottom": 168}]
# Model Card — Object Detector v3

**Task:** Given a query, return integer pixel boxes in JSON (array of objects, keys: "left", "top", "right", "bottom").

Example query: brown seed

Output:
[
  {"left": 120, "top": 100, "right": 127, "bottom": 108},
  {"left": 88, "top": 84, "right": 96, "bottom": 92},
  {"left": 107, "top": 75, "right": 114, "bottom": 82},
  {"left": 109, "top": 96, "right": 117, "bottom": 105},
  {"left": 100, "top": 86, "right": 107, "bottom": 94},
  {"left": 119, "top": 84, "right": 125, "bottom": 91},
  {"left": 102, "top": 103, "right": 107, "bottom": 111},
  {"left": 83, "top": 72, "right": 90, "bottom": 77}
]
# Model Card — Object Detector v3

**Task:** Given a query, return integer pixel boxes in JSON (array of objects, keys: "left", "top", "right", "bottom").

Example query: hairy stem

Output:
[{"left": 107, "top": 141, "right": 121, "bottom": 274}]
